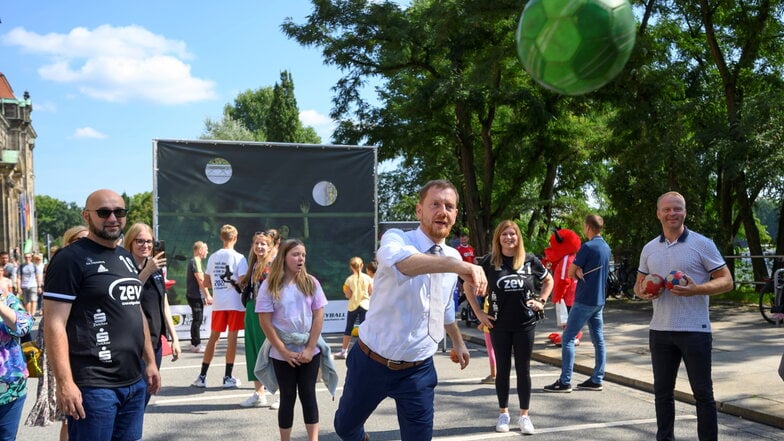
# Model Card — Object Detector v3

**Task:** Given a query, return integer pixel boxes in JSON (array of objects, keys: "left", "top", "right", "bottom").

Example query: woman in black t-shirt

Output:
[
  {"left": 124, "top": 223, "right": 181, "bottom": 405},
  {"left": 467, "top": 220, "right": 553, "bottom": 435}
]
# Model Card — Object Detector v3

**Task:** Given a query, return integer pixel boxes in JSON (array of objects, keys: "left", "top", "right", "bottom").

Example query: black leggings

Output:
[
  {"left": 272, "top": 353, "right": 321, "bottom": 429},
  {"left": 490, "top": 326, "right": 535, "bottom": 410}
]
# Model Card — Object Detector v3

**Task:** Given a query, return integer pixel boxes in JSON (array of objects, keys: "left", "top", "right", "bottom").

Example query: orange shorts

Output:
[{"left": 210, "top": 310, "right": 245, "bottom": 332}]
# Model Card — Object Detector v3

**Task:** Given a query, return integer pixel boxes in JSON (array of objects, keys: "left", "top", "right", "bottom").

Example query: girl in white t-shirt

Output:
[{"left": 257, "top": 239, "right": 327, "bottom": 441}]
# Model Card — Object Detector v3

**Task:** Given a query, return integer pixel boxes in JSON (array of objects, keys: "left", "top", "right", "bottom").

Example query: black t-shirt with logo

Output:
[
  {"left": 43, "top": 238, "right": 145, "bottom": 388},
  {"left": 479, "top": 253, "right": 548, "bottom": 331}
]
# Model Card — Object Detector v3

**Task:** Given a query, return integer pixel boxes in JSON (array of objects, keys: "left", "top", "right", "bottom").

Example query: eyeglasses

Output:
[
  {"left": 134, "top": 239, "right": 153, "bottom": 246},
  {"left": 88, "top": 208, "right": 128, "bottom": 218}
]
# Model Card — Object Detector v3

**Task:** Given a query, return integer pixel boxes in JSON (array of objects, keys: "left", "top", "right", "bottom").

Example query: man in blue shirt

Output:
[{"left": 544, "top": 214, "right": 611, "bottom": 393}]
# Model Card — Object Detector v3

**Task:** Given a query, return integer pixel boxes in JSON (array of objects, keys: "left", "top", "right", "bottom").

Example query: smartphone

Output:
[{"left": 153, "top": 240, "right": 166, "bottom": 256}]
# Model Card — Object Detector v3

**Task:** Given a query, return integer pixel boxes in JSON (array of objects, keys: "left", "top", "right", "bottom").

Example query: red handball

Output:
[
  {"left": 642, "top": 273, "right": 665, "bottom": 296},
  {"left": 665, "top": 270, "right": 688, "bottom": 289},
  {"left": 449, "top": 348, "right": 460, "bottom": 364}
]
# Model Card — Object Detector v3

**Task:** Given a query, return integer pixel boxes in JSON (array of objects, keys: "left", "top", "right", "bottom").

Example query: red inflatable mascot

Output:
[{"left": 543, "top": 227, "right": 582, "bottom": 346}]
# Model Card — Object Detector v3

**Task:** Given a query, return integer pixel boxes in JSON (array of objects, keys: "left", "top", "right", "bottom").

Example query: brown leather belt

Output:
[{"left": 357, "top": 339, "right": 425, "bottom": 371}]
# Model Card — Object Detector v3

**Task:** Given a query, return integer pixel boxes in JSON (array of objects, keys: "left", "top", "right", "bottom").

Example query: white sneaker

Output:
[
  {"left": 191, "top": 344, "right": 206, "bottom": 353},
  {"left": 239, "top": 392, "right": 268, "bottom": 407},
  {"left": 191, "top": 375, "right": 206, "bottom": 388},
  {"left": 222, "top": 376, "right": 241, "bottom": 389},
  {"left": 519, "top": 415, "right": 535, "bottom": 435},
  {"left": 334, "top": 349, "right": 347, "bottom": 359},
  {"left": 270, "top": 399, "right": 280, "bottom": 410},
  {"left": 495, "top": 413, "right": 510, "bottom": 432}
]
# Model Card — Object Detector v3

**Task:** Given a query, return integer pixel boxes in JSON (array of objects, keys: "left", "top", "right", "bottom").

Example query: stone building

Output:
[{"left": 0, "top": 73, "right": 37, "bottom": 257}]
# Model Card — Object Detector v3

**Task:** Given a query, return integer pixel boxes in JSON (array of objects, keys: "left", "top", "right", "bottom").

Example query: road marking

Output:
[
  {"left": 152, "top": 385, "right": 343, "bottom": 405},
  {"left": 432, "top": 416, "right": 698, "bottom": 440},
  {"left": 160, "top": 361, "right": 247, "bottom": 371}
]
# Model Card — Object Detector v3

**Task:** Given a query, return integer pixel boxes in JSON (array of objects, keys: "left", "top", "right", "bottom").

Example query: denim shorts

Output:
[{"left": 68, "top": 378, "right": 147, "bottom": 441}]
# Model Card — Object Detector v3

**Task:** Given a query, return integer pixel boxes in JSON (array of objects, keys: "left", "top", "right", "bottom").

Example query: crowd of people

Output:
[{"left": 0, "top": 185, "right": 733, "bottom": 441}]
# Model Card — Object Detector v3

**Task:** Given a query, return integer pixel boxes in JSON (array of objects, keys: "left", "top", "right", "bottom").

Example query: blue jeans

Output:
[
  {"left": 560, "top": 302, "right": 605, "bottom": 385},
  {"left": 143, "top": 344, "right": 163, "bottom": 406},
  {"left": 334, "top": 346, "right": 436, "bottom": 441},
  {"left": 68, "top": 378, "right": 147, "bottom": 441},
  {"left": 650, "top": 330, "right": 716, "bottom": 441},
  {"left": 0, "top": 395, "right": 26, "bottom": 441}
]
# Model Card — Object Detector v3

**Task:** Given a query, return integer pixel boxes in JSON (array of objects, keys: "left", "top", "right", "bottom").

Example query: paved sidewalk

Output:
[{"left": 459, "top": 298, "right": 784, "bottom": 429}]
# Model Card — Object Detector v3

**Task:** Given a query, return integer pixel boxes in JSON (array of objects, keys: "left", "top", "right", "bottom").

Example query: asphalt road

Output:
[{"left": 18, "top": 334, "right": 784, "bottom": 440}]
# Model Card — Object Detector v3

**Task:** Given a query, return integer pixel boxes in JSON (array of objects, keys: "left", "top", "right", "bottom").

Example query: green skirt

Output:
[{"left": 244, "top": 299, "right": 267, "bottom": 382}]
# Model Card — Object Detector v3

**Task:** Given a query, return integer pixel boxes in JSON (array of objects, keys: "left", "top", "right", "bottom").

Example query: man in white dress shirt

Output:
[{"left": 334, "top": 180, "right": 488, "bottom": 441}]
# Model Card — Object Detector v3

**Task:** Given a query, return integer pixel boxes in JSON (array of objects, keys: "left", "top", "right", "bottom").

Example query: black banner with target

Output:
[{"left": 153, "top": 139, "right": 377, "bottom": 305}]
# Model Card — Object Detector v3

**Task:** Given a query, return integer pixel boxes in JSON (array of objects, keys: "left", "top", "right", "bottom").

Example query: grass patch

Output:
[{"left": 714, "top": 288, "right": 759, "bottom": 305}]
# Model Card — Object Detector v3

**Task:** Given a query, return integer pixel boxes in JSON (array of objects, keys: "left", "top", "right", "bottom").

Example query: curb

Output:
[{"left": 461, "top": 332, "right": 784, "bottom": 430}]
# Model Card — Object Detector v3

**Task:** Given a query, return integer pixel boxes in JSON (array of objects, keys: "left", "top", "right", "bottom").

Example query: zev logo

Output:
[
  {"left": 108, "top": 278, "right": 143, "bottom": 304},
  {"left": 497, "top": 274, "right": 526, "bottom": 292}
]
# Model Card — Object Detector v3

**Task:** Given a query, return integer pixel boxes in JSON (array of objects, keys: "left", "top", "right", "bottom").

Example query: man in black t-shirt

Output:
[
  {"left": 43, "top": 189, "right": 160, "bottom": 441},
  {"left": 185, "top": 241, "right": 211, "bottom": 352}
]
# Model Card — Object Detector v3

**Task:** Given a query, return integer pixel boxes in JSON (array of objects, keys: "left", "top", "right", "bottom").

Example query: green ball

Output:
[{"left": 516, "top": 0, "right": 637, "bottom": 95}]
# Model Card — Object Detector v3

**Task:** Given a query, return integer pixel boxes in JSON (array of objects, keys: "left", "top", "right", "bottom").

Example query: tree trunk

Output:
[
  {"left": 526, "top": 161, "right": 557, "bottom": 241},
  {"left": 774, "top": 197, "right": 784, "bottom": 273}
]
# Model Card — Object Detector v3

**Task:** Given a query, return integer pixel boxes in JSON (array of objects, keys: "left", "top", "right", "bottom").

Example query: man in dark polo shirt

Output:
[
  {"left": 43, "top": 189, "right": 160, "bottom": 441},
  {"left": 544, "top": 214, "right": 611, "bottom": 393}
]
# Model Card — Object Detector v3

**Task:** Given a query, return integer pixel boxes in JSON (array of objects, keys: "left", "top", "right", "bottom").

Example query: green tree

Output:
[
  {"left": 201, "top": 111, "right": 257, "bottom": 141},
  {"left": 226, "top": 87, "right": 274, "bottom": 138},
  {"left": 284, "top": 0, "right": 784, "bottom": 265},
  {"left": 126, "top": 192, "right": 153, "bottom": 228},
  {"left": 206, "top": 73, "right": 322, "bottom": 144},
  {"left": 266, "top": 71, "right": 301, "bottom": 142},
  {"left": 283, "top": 0, "right": 601, "bottom": 253},
  {"left": 377, "top": 160, "right": 423, "bottom": 222},
  {"left": 35, "top": 195, "right": 83, "bottom": 246},
  {"left": 605, "top": 0, "right": 784, "bottom": 278}
]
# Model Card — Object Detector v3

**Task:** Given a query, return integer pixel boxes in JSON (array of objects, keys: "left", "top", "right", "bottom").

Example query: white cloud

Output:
[
  {"left": 2, "top": 25, "right": 216, "bottom": 105},
  {"left": 300, "top": 109, "right": 335, "bottom": 142},
  {"left": 31, "top": 100, "right": 57, "bottom": 112},
  {"left": 72, "top": 127, "right": 107, "bottom": 139}
]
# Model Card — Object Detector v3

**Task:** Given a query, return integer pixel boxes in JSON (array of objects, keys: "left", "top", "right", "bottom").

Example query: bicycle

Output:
[
  {"left": 759, "top": 268, "right": 784, "bottom": 325},
  {"left": 606, "top": 257, "right": 637, "bottom": 300}
]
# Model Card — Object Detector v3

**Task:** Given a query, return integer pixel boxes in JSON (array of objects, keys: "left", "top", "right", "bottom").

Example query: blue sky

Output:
[{"left": 1, "top": 1, "right": 391, "bottom": 205}]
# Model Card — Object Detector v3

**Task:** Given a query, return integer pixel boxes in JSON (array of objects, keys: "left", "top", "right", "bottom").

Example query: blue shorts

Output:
[{"left": 68, "top": 378, "right": 147, "bottom": 441}]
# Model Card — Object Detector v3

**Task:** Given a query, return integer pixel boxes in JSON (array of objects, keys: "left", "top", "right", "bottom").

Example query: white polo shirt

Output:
[
  {"left": 358, "top": 227, "right": 459, "bottom": 362},
  {"left": 638, "top": 228, "right": 726, "bottom": 333}
]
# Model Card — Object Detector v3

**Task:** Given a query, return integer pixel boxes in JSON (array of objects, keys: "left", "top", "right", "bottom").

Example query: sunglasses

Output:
[{"left": 88, "top": 208, "right": 129, "bottom": 219}]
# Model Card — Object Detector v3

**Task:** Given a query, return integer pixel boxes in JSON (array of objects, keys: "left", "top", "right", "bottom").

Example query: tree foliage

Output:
[
  {"left": 283, "top": 0, "right": 784, "bottom": 279},
  {"left": 266, "top": 71, "right": 303, "bottom": 142},
  {"left": 606, "top": 0, "right": 784, "bottom": 275},
  {"left": 126, "top": 192, "right": 153, "bottom": 229},
  {"left": 36, "top": 193, "right": 153, "bottom": 247},
  {"left": 201, "top": 111, "right": 258, "bottom": 141},
  {"left": 35, "top": 195, "right": 83, "bottom": 246},
  {"left": 283, "top": 0, "right": 602, "bottom": 253},
  {"left": 206, "top": 72, "right": 322, "bottom": 144}
]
